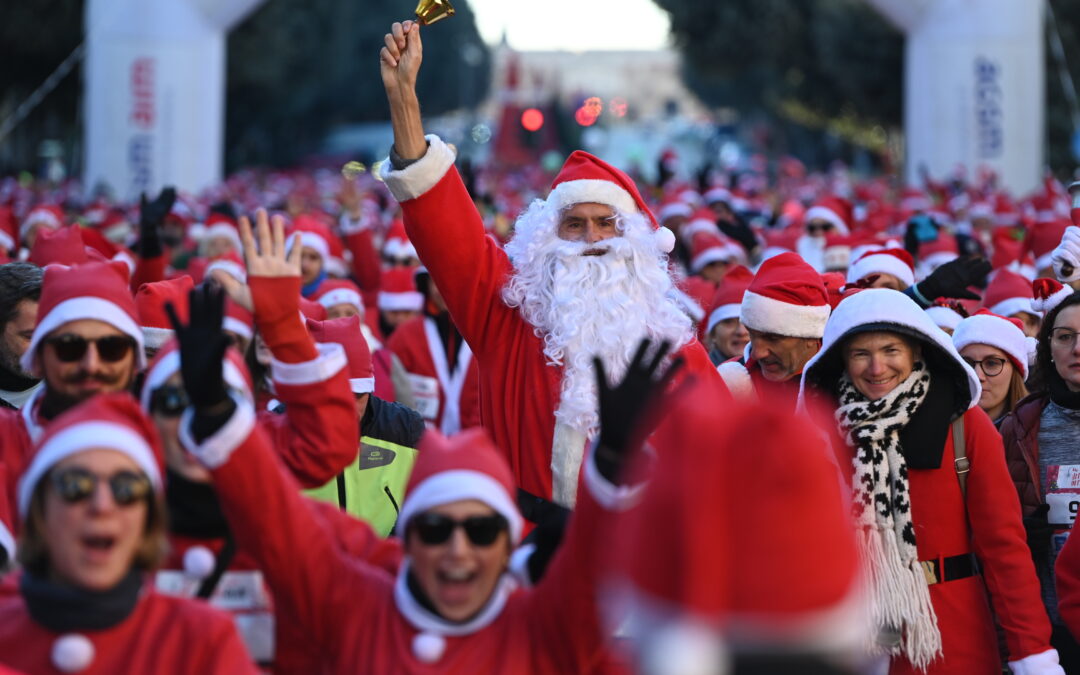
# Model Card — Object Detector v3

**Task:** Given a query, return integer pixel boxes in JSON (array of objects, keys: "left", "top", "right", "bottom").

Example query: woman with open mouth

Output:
[
  {"left": 798, "top": 288, "right": 1061, "bottom": 674},
  {"left": 0, "top": 393, "right": 254, "bottom": 674}
]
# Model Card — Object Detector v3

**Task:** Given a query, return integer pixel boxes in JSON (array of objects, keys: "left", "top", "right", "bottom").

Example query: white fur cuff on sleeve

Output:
[
  {"left": 1009, "top": 648, "right": 1065, "bottom": 675},
  {"left": 380, "top": 134, "right": 457, "bottom": 203},
  {"left": 583, "top": 441, "right": 645, "bottom": 511},
  {"left": 178, "top": 393, "right": 257, "bottom": 470},
  {"left": 0, "top": 520, "right": 15, "bottom": 567}
]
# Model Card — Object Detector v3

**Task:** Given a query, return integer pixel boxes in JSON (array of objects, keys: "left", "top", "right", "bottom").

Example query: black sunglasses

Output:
[
  {"left": 50, "top": 467, "right": 152, "bottom": 506},
  {"left": 411, "top": 512, "right": 508, "bottom": 547},
  {"left": 149, "top": 384, "right": 189, "bottom": 417},
  {"left": 44, "top": 334, "right": 136, "bottom": 363},
  {"left": 806, "top": 222, "right": 835, "bottom": 235}
]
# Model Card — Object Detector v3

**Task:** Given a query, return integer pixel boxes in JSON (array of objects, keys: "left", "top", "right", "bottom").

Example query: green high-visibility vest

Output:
[{"left": 305, "top": 436, "right": 417, "bottom": 537}]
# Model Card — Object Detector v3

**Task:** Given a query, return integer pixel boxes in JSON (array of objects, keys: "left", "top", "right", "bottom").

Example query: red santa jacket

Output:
[
  {"left": 1056, "top": 522, "right": 1080, "bottom": 638},
  {"left": 0, "top": 581, "right": 256, "bottom": 674},
  {"left": 0, "top": 387, "right": 47, "bottom": 553},
  {"left": 185, "top": 401, "right": 629, "bottom": 674},
  {"left": 389, "top": 148, "right": 723, "bottom": 504},
  {"left": 386, "top": 314, "right": 480, "bottom": 434}
]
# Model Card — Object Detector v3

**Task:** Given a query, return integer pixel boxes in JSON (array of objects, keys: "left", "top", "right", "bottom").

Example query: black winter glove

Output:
[
  {"left": 525, "top": 506, "right": 569, "bottom": 584},
  {"left": 1023, "top": 504, "right": 1053, "bottom": 566},
  {"left": 912, "top": 256, "right": 990, "bottom": 305},
  {"left": 137, "top": 186, "right": 176, "bottom": 259},
  {"left": 903, "top": 214, "right": 939, "bottom": 258},
  {"left": 165, "top": 284, "right": 229, "bottom": 412},
  {"left": 593, "top": 338, "right": 685, "bottom": 484},
  {"left": 718, "top": 214, "right": 759, "bottom": 256}
]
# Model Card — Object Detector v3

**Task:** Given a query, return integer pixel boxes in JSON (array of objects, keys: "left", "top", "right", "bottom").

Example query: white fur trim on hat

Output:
[
  {"left": 141, "top": 326, "right": 174, "bottom": 351},
  {"left": 924, "top": 306, "right": 963, "bottom": 332},
  {"left": 547, "top": 179, "right": 637, "bottom": 216},
  {"left": 18, "top": 422, "right": 162, "bottom": 516},
  {"left": 378, "top": 290, "right": 423, "bottom": 312},
  {"left": 706, "top": 304, "right": 741, "bottom": 336},
  {"left": 316, "top": 288, "right": 363, "bottom": 311},
  {"left": 952, "top": 314, "right": 1037, "bottom": 379},
  {"left": 297, "top": 231, "right": 330, "bottom": 260},
  {"left": 1033, "top": 285, "right": 1073, "bottom": 314},
  {"left": 691, "top": 247, "right": 735, "bottom": 274},
  {"left": 804, "top": 206, "right": 849, "bottom": 235},
  {"left": 846, "top": 253, "right": 915, "bottom": 288},
  {"left": 22, "top": 296, "right": 146, "bottom": 376},
  {"left": 222, "top": 316, "right": 253, "bottom": 341},
  {"left": 989, "top": 296, "right": 1038, "bottom": 319},
  {"left": 350, "top": 377, "right": 375, "bottom": 394},
  {"left": 380, "top": 134, "right": 457, "bottom": 203},
  {"left": 399, "top": 469, "right": 524, "bottom": 544},
  {"left": 0, "top": 519, "right": 15, "bottom": 565},
  {"left": 270, "top": 342, "right": 347, "bottom": 387},
  {"left": 21, "top": 210, "right": 62, "bottom": 240},
  {"left": 658, "top": 202, "right": 692, "bottom": 221},
  {"left": 205, "top": 259, "right": 247, "bottom": 283},
  {"left": 740, "top": 290, "right": 829, "bottom": 339},
  {"left": 202, "top": 223, "right": 243, "bottom": 251}
]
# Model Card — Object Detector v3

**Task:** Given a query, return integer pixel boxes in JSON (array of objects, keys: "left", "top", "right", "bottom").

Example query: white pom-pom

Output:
[
  {"left": 641, "top": 622, "right": 727, "bottom": 675},
  {"left": 1026, "top": 336, "right": 1040, "bottom": 365},
  {"left": 183, "top": 545, "right": 216, "bottom": 580},
  {"left": 52, "top": 634, "right": 94, "bottom": 672},
  {"left": 654, "top": 226, "right": 676, "bottom": 254},
  {"left": 412, "top": 632, "right": 446, "bottom": 663}
]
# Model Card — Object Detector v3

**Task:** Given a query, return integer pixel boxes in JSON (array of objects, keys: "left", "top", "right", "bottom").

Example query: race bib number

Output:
[
  {"left": 407, "top": 374, "right": 440, "bottom": 420},
  {"left": 1045, "top": 465, "right": 1080, "bottom": 526}
]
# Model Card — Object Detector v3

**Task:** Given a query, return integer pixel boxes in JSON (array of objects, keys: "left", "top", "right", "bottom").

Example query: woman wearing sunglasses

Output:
[
  {"left": 169, "top": 269, "right": 675, "bottom": 672},
  {"left": 1001, "top": 289, "right": 1080, "bottom": 669},
  {"left": 952, "top": 309, "right": 1034, "bottom": 428},
  {"left": 0, "top": 393, "right": 254, "bottom": 674}
]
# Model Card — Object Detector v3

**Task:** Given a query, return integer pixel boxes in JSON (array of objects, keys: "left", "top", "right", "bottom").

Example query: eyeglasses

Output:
[
  {"left": 50, "top": 467, "right": 152, "bottom": 506},
  {"left": 963, "top": 356, "right": 1007, "bottom": 377},
  {"left": 44, "top": 334, "right": 136, "bottom": 363},
  {"left": 806, "top": 221, "right": 834, "bottom": 235},
  {"left": 410, "top": 512, "right": 508, "bottom": 547},
  {"left": 1051, "top": 328, "right": 1080, "bottom": 350},
  {"left": 149, "top": 384, "right": 189, "bottom": 417}
]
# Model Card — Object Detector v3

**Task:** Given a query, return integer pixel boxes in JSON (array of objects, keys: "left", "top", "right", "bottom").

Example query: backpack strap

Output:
[{"left": 952, "top": 416, "right": 970, "bottom": 498}]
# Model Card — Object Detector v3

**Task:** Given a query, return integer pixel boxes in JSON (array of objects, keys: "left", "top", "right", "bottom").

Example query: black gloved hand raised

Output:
[
  {"left": 165, "top": 283, "right": 229, "bottom": 413},
  {"left": 592, "top": 338, "right": 685, "bottom": 484},
  {"left": 137, "top": 186, "right": 176, "bottom": 259},
  {"left": 913, "top": 256, "right": 990, "bottom": 304}
]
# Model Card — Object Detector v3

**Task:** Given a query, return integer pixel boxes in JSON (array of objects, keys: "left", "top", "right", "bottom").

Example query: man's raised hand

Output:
[
  {"left": 211, "top": 209, "right": 300, "bottom": 312},
  {"left": 380, "top": 20, "right": 423, "bottom": 99}
]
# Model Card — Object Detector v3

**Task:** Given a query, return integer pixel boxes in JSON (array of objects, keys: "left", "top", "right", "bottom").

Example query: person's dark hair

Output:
[
  {"left": 0, "top": 262, "right": 43, "bottom": 330},
  {"left": 1031, "top": 291, "right": 1080, "bottom": 393}
]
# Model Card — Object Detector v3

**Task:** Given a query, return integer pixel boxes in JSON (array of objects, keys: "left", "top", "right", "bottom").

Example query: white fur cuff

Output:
[
  {"left": 547, "top": 179, "right": 636, "bottom": 216},
  {"left": 380, "top": 135, "right": 457, "bottom": 203},
  {"left": 178, "top": 392, "right": 257, "bottom": 470},
  {"left": 1008, "top": 648, "right": 1065, "bottom": 675},
  {"left": 583, "top": 441, "right": 645, "bottom": 511}
]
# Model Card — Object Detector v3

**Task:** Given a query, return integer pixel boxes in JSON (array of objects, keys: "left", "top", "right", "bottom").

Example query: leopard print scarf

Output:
[{"left": 836, "top": 362, "right": 941, "bottom": 670}]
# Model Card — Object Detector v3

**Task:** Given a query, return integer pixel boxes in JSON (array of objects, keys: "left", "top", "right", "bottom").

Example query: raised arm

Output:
[{"left": 381, "top": 21, "right": 427, "bottom": 161}]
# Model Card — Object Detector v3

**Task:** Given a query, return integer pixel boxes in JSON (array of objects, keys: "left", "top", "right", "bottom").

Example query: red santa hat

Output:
[
  {"left": 917, "top": 231, "right": 960, "bottom": 272},
  {"left": 671, "top": 275, "right": 714, "bottom": 326},
  {"left": 290, "top": 215, "right": 333, "bottom": 261},
  {"left": 27, "top": 225, "right": 94, "bottom": 268},
  {"left": 324, "top": 229, "right": 349, "bottom": 278},
  {"left": 398, "top": 428, "right": 523, "bottom": 545},
  {"left": 0, "top": 205, "right": 17, "bottom": 252},
  {"left": 1025, "top": 218, "right": 1070, "bottom": 273},
  {"left": 135, "top": 276, "right": 194, "bottom": 350},
  {"left": 313, "top": 278, "right": 364, "bottom": 316},
  {"left": 706, "top": 266, "right": 753, "bottom": 335},
  {"left": 657, "top": 195, "right": 693, "bottom": 223},
  {"left": 223, "top": 297, "right": 254, "bottom": 342},
  {"left": 1032, "top": 277, "right": 1073, "bottom": 314},
  {"left": 679, "top": 208, "right": 719, "bottom": 244},
  {"left": 21, "top": 261, "right": 146, "bottom": 376},
  {"left": 382, "top": 220, "right": 418, "bottom": 262},
  {"left": 18, "top": 393, "right": 164, "bottom": 517},
  {"left": 201, "top": 212, "right": 242, "bottom": 252},
  {"left": 689, "top": 229, "right": 737, "bottom": 273},
  {"left": 204, "top": 251, "right": 247, "bottom": 284},
  {"left": 983, "top": 268, "right": 1037, "bottom": 318},
  {"left": 952, "top": 309, "right": 1037, "bottom": 379},
  {"left": 547, "top": 150, "right": 675, "bottom": 253},
  {"left": 298, "top": 296, "right": 328, "bottom": 321},
  {"left": 379, "top": 266, "right": 423, "bottom": 312},
  {"left": 822, "top": 233, "right": 853, "bottom": 272},
  {"left": 21, "top": 204, "right": 64, "bottom": 242},
  {"left": 803, "top": 196, "right": 852, "bottom": 235},
  {"left": 846, "top": 247, "right": 915, "bottom": 288},
  {"left": 740, "top": 252, "right": 830, "bottom": 339},
  {"left": 703, "top": 185, "right": 733, "bottom": 206},
  {"left": 139, "top": 340, "right": 253, "bottom": 412},
  {"left": 924, "top": 301, "right": 965, "bottom": 333},
  {"left": 306, "top": 315, "right": 374, "bottom": 394},
  {"left": 612, "top": 385, "right": 862, "bottom": 665}
]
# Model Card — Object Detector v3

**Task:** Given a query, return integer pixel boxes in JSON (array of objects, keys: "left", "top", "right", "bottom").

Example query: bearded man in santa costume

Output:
[{"left": 378, "top": 21, "right": 722, "bottom": 516}]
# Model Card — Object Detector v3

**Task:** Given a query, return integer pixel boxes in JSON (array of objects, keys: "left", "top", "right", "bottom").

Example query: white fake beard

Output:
[{"left": 502, "top": 201, "right": 693, "bottom": 437}]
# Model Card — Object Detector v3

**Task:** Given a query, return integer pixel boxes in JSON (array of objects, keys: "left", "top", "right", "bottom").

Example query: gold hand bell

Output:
[{"left": 415, "top": 0, "right": 454, "bottom": 25}]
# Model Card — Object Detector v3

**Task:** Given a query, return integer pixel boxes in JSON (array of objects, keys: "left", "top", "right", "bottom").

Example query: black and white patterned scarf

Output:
[{"left": 835, "top": 361, "right": 941, "bottom": 670}]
